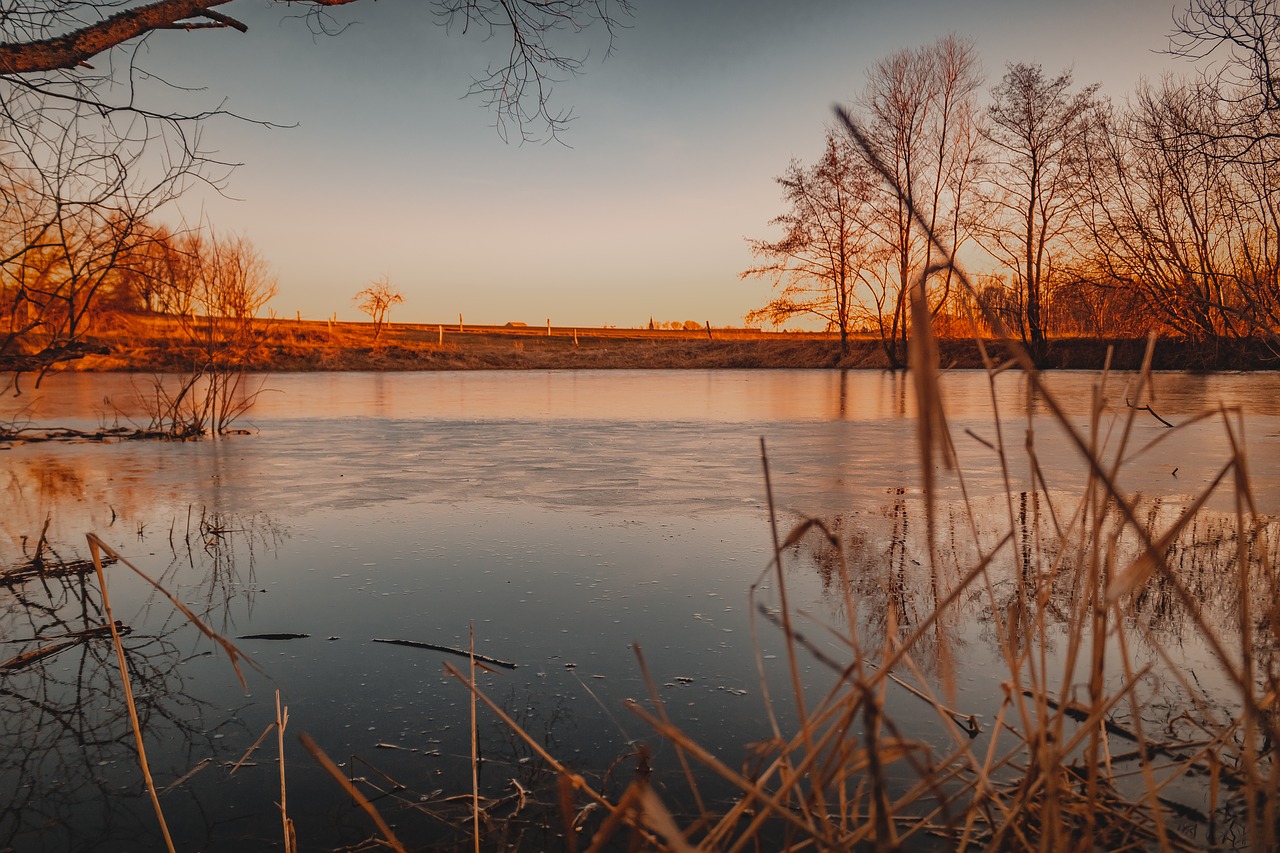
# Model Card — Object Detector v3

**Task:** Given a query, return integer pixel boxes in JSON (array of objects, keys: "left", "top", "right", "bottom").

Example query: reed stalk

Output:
[
  {"left": 470, "top": 622, "right": 481, "bottom": 853},
  {"left": 277, "top": 690, "right": 296, "bottom": 853},
  {"left": 87, "top": 534, "right": 177, "bottom": 853}
]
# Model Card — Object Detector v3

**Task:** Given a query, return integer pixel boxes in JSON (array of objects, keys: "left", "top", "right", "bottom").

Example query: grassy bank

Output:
[{"left": 62, "top": 314, "right": 1280, "bottom": 372}]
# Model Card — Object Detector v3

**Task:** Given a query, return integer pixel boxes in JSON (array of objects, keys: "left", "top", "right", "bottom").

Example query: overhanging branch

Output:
[{"left": 0, "top": 0, "right": 356, "bottom": 74}]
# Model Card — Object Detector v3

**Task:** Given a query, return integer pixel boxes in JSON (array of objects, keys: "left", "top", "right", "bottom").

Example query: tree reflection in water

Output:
[
  {"left": 796, "top": 489, "right": 1280, "bottom": 668},
  {"left": 0, "top": 512, "right": 283, "bottom": 852},
  {"left": 781, "top": 484, "right": 1280, "bottom": 842}
]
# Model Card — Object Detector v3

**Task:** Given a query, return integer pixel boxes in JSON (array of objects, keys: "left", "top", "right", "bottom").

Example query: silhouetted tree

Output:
[{"left": 1170, "top": 0, "right": 1280, "bottom": 156}]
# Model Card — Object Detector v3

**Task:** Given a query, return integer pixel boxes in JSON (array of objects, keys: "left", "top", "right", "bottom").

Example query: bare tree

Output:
[
  {"left": 982, "top": 63, "right": 1099, "bottom": 359},
  {"left": 1169, "top": 0, "right": 1280, "bottom": 152},
  {"left": 110, "top": 223, "right": 197, "bottom": 317},
  {"left": 851, "top": 35, "right": 984, "bottom": 367},
  {"left": 354, "top": 276, "right": 405, "bottom": 341},
  {"left": 1081, "top": 77, "right": 1280, "bottom": 344},
  {"left": 742, "top": 131, "right": 878, "bottom": 355},
  {"left": 141, "top": 230, "right": 276, "bottom": 436},
  {"left": 1163, "top": 2, "right": 1280, "bottom": 346},
  {"left": 0, "top": 93, "right": 190, "bottom": 388}
]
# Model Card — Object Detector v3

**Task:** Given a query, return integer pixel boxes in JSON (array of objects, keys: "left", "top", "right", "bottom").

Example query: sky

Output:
[{"left": 135, "top": 0, "right": 1195, "bottom": 327}]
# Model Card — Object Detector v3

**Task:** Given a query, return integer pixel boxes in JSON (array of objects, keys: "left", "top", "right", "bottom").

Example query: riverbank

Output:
[{"left": 58, "top": 315, "right": 1280, "bottom": 372}]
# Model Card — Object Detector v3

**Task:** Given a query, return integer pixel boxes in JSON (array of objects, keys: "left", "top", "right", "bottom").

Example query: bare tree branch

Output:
[{"left": 0, "top": 1, "right": 354, "bottom": 74}]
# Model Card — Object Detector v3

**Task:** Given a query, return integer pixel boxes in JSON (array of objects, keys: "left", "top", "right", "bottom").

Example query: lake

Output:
[{"left": 2, "top": 369, "right": 1278, "bottom": 850}]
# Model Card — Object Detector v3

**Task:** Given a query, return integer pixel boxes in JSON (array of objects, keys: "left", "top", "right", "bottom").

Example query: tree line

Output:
[
  {"left": 0, "top": 0, "right": 625, "bottom": 387},
  {"left": 0, "top": 194, "right": 279, "bottom": 380},
  {"left": 744, "top": 3, "right": 1280, "bottom": 367}
]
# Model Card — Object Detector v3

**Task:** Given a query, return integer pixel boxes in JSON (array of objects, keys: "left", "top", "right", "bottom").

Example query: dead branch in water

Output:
[
  {"left": 1, "top": 621, "right": 132, "bottom": 672},
  {"left": 1126, "top": 397, "right": 1176, "bottom": 428},
  {"left": 373, "top": 638, "right": 518, "bottom": 670}
]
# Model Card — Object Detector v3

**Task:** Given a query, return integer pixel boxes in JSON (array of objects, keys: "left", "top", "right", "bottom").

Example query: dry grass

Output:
[{"left": 55, "top": 312, "right": 1280, "bottom": 373}]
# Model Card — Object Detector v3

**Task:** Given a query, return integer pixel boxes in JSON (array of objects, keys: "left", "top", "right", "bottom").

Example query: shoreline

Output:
[
  {"left": 60, "top": 320, "right": 1279, "bottom": 373},
  {"left": 15, "top": 315, "right": 1275, "bottom": 374}
]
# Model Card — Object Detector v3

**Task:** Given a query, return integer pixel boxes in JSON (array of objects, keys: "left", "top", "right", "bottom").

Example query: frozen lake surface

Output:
[{"left": 2, "top": 369, "right": 1277, "bottom": 850}]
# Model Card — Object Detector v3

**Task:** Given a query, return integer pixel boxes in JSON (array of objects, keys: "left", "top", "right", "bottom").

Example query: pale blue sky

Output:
[{"left": 143, "top": 0, "right": 1189, "bottom": 326}]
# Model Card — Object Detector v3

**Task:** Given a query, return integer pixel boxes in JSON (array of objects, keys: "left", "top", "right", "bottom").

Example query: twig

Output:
[
  {"left": 373, "top": 637, "right": 517, "bottom": 669},
  {"left": 278, "top": 691, "right": 296, "bottom": 853},
  {"left": 0, "top": 639, "right": 79, "bottom": 671},
  {"left": 470, "top": 623, "right": 481, "bottom": 853},
  {"left": 298, "top": 732, "right": 407, "bottom": 853},
  {"left": 230, "top": 721, "right": 277, "bottom": 775},
  {"left": 1126, "top": 397, "right": 1175, "bottom": 428},
  {"left": 159, "top": 757, "right": 212, "bottom": 795}
]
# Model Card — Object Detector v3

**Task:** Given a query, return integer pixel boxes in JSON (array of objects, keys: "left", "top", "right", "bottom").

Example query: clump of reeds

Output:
[{"left": 443, "top": 368, "right": 1277, "bottom": 849}]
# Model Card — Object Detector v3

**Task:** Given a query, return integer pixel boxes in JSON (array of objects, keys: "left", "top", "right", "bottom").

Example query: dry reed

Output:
[
  {"left": 87, "top": 534, "right": 177, "bottom": 853},
  {"left": 277, "top": 689, "right": 297, "bottom": 853}
]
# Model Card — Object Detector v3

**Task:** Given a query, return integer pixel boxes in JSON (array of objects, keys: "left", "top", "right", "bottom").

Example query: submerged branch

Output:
[{"left": 373, "top": 638, "right": 518, "bottom": 670}]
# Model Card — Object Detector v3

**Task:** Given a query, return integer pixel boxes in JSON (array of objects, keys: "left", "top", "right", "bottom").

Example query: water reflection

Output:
[
  {"left": 2, "top": 369, "right": 1280, "bottom": 848},
  {"left": 762, "top": 479, "right": 1280, "bottom": 846},
  {"left": 794, "top": 489, "right": 1280, "bottom": 668},
  {"left": 0, "top": 514, "right": 282, "bottom": 852},
  {"left": 13, "top": 369, "right": 1280, "bottom": 428},
  {"left": 153, "top": 509, "right": 283, "bottom": 633},
  {"left": 0, "top": 570, "right": 219, "bottom": 851}
]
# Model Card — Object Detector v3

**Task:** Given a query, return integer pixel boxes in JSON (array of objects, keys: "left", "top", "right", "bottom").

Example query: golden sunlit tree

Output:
[
  {"left": 982, "top": 63, "right": 1099, "bottom": 360},
  {"left": 742, "top": 131, "right": 878, "bottom": 356},
  {"left": 1080, "top": 78, "right": 1280, "bottom": 345},
  {"left": 0, "top": 133, "right": 177, "bottom": 388},
  {"left": 354, "top": 276, "right": 405, "bottom": 341},
  {"left": 850, "top": 35, "right": 985, "bottom": 368},
  {"left": 107, "top": 224, "right": 196, "bottom": 317},
  {"left": 141, "top": 230, "right": 277, "bottom": 437}
]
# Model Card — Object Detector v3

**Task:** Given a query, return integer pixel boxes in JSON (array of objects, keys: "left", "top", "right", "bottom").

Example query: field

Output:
[{"left": 62, "top": 314, "right": 1280, "bottom": 372}]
